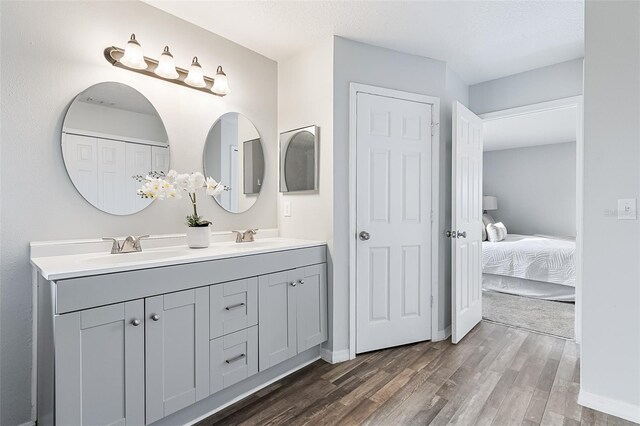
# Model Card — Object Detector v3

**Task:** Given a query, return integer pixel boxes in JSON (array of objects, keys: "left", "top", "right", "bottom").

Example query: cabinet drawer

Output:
[
  {"left": 210, "top": 278, "right": 258, "bottom": 339},
  {"left": 210, "top": 326, "right": 258, "bottom": 394}
]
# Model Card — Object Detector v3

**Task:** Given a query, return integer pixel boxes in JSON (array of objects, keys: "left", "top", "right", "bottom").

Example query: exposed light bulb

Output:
[
  {"left": 184, "top": 57, "right": 206, "bottom": 88},
  {"left": 211, "top": 66, "right": 231, "bottom": 96},
  {"left": 154, "top": 46, "right": 179, "bottom": 79},
  {"left": 119, "top": 34, "right": 147, "bottom": 70}
]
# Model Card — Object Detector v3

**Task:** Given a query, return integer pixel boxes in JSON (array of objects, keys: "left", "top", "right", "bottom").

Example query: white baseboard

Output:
[
  {"left": 320, "top": 348, "right": 350, "bottom": 364},
  {"left": 433, "top": 325, "right": 451, "bottom": 342},
  {"left": 578, "top": 390, "right": 640, "bottom": 424}
]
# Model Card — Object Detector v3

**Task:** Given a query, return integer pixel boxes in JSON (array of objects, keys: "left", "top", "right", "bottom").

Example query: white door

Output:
[
  {"left": 97, "top": 139, "right": 126, "bottom": 215},
  {"left": 356, "top": 92, "right": 433, "bottom": 353},
  {"left": 62, "top": 133, "right": 98, "bottom": 206},
  {"left": 125, "top": 143, "right": 152, "bottom": 213},
  {"left": 451, "top": 101, "right": 484, "bottom": 344}
]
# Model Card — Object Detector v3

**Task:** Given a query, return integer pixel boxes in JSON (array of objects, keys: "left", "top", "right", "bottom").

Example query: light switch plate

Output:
[
  {"left": 283, "top": 201, "right": 291, "bottom": 217},
  {"left": 618, "top": 198, "right": 637, "bottom": 220}
]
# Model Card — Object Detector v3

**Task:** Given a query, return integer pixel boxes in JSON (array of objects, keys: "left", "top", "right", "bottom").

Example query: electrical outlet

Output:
[
  {"left": 618, "top": 198, "right": 637, "bottom": 220},
  {"left": 283, "top": 201, "right": 291, "bottom": 217}
]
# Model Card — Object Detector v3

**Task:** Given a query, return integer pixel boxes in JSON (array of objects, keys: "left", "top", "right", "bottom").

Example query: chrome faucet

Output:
[
  {"left": 232, "top": 229, "right": 258, "bottom": 243},
  {"left": 102, "top": 235, "right": 149, "bottom": 254}
]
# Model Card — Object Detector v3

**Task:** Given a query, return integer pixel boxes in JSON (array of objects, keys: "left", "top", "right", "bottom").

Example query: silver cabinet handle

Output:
[
  {"left": 359, "top": 231, "right": 370, "bottom": 241},
  {"left": 131, "top": 319, "right": 141, "bottom": 326},
  {"left": 225, "top": 353, "right": 246, "bottom": 364},
  {"left": 298, "top": 279, "right": 305, "bottom": 285},
  {"left": 151, "top": 314, "right": 160, "bottom": 321},
  {"left": 225, "top": 302, "right": 246, "bottom": 311},
  {"left": 457, "top": 231, "right": 467, "bottom": 239},
  {"left": 290, "top": 281, "right": 297, "bottom": 287}
]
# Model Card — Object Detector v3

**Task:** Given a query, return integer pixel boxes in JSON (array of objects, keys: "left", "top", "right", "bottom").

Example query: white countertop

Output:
[{"left": 31, "top": 237, "right": 326, "bottom": 281}]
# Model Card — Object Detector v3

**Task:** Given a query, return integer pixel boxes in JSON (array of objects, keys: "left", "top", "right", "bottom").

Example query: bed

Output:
[{"left": 482, "top": 234, "right": 576, "bottom": 302}]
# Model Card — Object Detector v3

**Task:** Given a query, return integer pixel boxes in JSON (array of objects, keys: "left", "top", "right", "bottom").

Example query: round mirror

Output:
[
  {"left": 62, "top": 82, "right": 169, "bottom": 215},
  {"left": 203, "top": 113, "right": 264, "bottom": 213}
]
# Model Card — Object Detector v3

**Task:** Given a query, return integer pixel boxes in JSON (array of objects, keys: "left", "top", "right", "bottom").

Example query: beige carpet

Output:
[{"left": 482, "top": 290, "right": 574, "bottom": 339}]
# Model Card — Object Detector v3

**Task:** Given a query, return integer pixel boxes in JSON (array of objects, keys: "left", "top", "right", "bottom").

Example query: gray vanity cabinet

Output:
[
  {"left": 54, "top": 300, "right": 145, "bottom": 426},
  {"left": 258, "top": 264, "right": 328, "bottom": 370},
  {"left": 145, "top": 287, "right": 210, "bottom": 424}
]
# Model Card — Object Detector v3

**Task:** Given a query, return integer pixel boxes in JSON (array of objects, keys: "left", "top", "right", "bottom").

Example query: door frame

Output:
[
  {"left": 348, "top": 83, "right": 441, "bottom": 359},
  {"left": 478, "top": 95, "right": 584, "bottom": 344}
]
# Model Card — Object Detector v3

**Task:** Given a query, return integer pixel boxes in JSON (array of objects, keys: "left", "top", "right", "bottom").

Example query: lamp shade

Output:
[
  {"left": 154, "top": 46, "right": 179, "bottom": 79},
  {"left": 120, "top": 34, "right": 147, "bottom": 70},
  {"left": 211, "top": 66, "right": 231, "bottom": 96},
  {"left": 483, "top": 196, "right": 498, "bottom": 211},
  {"left": 184, "top": 57, "right": 206, "bottom": 88}
]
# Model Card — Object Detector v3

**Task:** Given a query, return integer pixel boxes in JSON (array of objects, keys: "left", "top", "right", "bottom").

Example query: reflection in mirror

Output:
[
  {"left": 62, "top": 82, "right": 169, "bottom": 215},
  {"left": 280, "top": 126, "right": 318, "bottom": 192},
  {"left": 203, "top": 113, "right": 264, "bottom": 213}
]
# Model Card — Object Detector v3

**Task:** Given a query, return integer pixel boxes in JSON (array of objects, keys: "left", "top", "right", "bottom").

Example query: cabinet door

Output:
[
  {"left": 210, "top": 277, "right": 258, "bottom": 339},
  {"left": 145, "top": 287, "right": 209, "bottom": 424},
  {"left": 258, "top": 270, "right": 297, "bottom": 370},
  {"left": 296, "top": 264, "right": 328, "bottom": 352},
  {"left": 55, "top": 301, "right": 144, "bottom": 426}
]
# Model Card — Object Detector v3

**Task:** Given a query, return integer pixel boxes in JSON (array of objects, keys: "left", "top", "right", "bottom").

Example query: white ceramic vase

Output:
[{"left": 186, "top": 225, "right": 210, "bottom": 249}]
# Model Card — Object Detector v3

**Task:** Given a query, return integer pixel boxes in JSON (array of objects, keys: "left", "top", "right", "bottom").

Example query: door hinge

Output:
[{"left": 431, "top": 123, "right": 439, "bottom": 137}]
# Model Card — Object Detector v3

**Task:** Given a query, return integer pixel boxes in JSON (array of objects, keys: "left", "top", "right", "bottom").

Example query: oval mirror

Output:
[
  {"left": 62, "top": 82, "right": 169, "bottom": 215},
  {"left": 203, "top": 113, "right": 264, "bottom": 213}
]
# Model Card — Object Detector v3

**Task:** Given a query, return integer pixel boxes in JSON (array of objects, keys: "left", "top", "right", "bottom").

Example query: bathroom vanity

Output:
[{"left": 32, "top": 236, "right": 327, "bottom": 426}]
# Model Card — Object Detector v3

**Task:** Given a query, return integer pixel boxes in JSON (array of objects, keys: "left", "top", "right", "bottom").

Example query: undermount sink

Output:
[{"left": 84, "top": 249, "right": 190, "bottom": 264}]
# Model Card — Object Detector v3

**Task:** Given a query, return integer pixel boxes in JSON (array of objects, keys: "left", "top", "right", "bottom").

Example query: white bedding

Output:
[{"left": 482, "top": 234, "right": 576, "bottom": 287}]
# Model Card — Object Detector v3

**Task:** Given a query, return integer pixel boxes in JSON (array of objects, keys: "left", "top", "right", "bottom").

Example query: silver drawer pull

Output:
[
  {"left": 225, "top": 302, "right": 246, "bottom": 311},
  {"left": 225, "top": 353, "right": 246, "bottom": 364}
]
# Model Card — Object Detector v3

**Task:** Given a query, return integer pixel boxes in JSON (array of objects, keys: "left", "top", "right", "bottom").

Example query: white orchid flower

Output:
[
  {"left": 206, "top": 177, "right": 224, "bottom": 196},
  {"left": 175, "top": 173, "right": 191, "bottom": 191},
  {"left": 189, "top": 172, "right": 206, "bottom": 192}
]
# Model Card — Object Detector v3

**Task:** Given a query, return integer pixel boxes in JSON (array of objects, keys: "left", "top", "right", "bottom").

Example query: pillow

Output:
[
  {"left": 482, "top": 213, "right": 495, "bottom": 227},
  {"left": 482, "top": 223, "right": 487, "bottom": 241},
  {"left": 486, "top": 222, "right": 507, "bottom": 242}
]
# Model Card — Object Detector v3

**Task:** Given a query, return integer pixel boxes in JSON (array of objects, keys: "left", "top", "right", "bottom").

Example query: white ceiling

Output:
[
  {"left": 483, "top": 106, "right": 577, "bottom": 151},
  {"left": 144, "top": 0, "right": 584, "bottom": 85}
]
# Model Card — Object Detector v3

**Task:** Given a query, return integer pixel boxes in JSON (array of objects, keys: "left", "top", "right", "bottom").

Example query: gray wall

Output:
[
  {"left": 0, "top": 2, "right": 277, "bottom": 424},
  {"left": 469, "top": 58, "right": 583, "bottom": 114},
  {"left": 332, "top": 37, "right": 469, "bottom": 353},
  {"left": 582, "top": 0, "right": 640, "bottom": 419},
  {"left": 483, "top": 142, "right": 576, "bottom": 237}
]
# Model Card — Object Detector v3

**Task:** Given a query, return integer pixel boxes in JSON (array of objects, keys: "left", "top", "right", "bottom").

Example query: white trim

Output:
[
  {"left": 62, "top": 128, "right": 169, "bottom": 148},
  {"left": 184, "top": 356, "right": 321, "bottom": 426},
  {"left": 478, "top": 96, "right": 583, "bottom": 121},
  {"left": 18, "top": 421, "right": 36, "bottom": 426},
  {"left": 348, "top": 83, "right": 441, "bottom": 359},
  {"left": 578, "top": 390, "right": 640, "bottom": 424},
  {"left": 320, "top": 348, "right": 350, "bottom": 364},
  {"left": 432, "top": 326, "right": 451, "bottom": 342}
]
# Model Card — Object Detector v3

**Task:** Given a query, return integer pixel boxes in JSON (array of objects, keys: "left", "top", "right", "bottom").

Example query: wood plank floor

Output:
[{"left": 197, "top": 321, "right": 637, "bottom": 426}]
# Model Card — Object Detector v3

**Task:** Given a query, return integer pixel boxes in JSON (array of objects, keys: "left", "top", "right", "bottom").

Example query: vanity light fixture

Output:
[
  {"left": 154, "top": 46, "right": 179, "bottom": 79},
  {"left": 211, "top": 66, "right": 231, "bottom": 96},
  {"left": 104, "top": 34, "right": 231, "bottom": 97},
  {"left": 184, "top": 57, "right": 206, "bottom": 88},
  {"left": 119, "top": 34, "right": 147, "bottom": 70}
]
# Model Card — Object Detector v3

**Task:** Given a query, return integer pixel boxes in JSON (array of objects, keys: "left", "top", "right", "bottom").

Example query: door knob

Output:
[
  {"left": 131, "top": 319, "right": 141, "bottom": 326},
  {"left": 457, "top": 231, "right": 467, "bottom": 239},
  {"left": 151, "top": 314, "right": 160, "bottom": 321},
  {"left": 359, "top": 231, "right": 370, "bottom": 241}
]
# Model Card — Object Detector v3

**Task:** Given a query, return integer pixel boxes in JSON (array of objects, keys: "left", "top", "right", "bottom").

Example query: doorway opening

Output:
[{"left": 479, "top": 97, "right": 582, "bottom": 340}]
